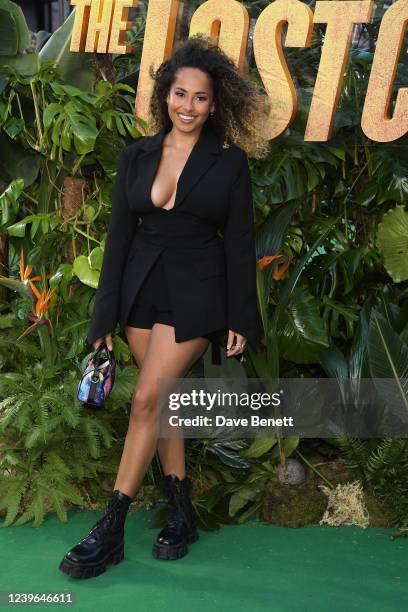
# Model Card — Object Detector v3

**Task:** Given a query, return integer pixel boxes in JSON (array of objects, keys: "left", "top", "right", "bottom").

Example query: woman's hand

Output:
[
  {"left": 93, "top": 333, "right": 113, "bottom": 351},
  {"left": 226, "top": 330, "right": 247, "bottom": 358}
]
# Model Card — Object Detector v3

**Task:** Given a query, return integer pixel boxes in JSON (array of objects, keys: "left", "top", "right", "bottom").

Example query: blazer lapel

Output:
[{"left": 136, "top": 120, "right": 222, "bottom": 210}]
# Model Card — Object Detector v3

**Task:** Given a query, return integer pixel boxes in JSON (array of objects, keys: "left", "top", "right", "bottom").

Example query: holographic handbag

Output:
[{"left": 77, "top": 342, "right": 116, "bottom": 407}]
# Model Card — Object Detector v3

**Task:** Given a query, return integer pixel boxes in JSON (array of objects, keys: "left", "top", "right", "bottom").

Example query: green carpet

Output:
[{"left": 1, "top": 508, "right": 407, "bottom": 611}]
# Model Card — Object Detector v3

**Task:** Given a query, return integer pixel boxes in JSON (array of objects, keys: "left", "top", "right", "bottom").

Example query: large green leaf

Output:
[
  {"left": 0, "top": 52, "right": 39, "bottom": 76},
  {"left": 38, "top": 8, "right": 95, "bottom": 91},
  {"left": 270, "top": 436, "right": 299, "bottom": 460},
  {"left": 7, "top": 212, "right": 59, "bottom": 238},
  {"left": 0, "top": 2, "right": 38, "bottom": 80},
  {"left": 371, "top": 149, "right": 408, "bottom": 204},
  {"left": 322, "top": 296, "right": 359, "bottom": 338},
  {"left": 72, "top": 255, "right": 100, "bottom": 289},
  {"left": 321, "top": 343, "right": 348, "bottom": 380},
  {"left": 0, "top": 133, "right": 41, "bottom": 186},
  {"left": 272, "top": 224, "right": 335, "bottom": 330},
  {"left": 321, "top": 297, "right": 374, "bottom": 424},
  {"left": 88, "top": 246, "right": 103, "bottom": 272},
  {"left": 229, "top": 485, "right": 260, "bottom": 517},
  {"left": 207, "top": 442, "right": 250, "bottom": 470},
  {"left": 0, "top": 1, "right": 29, "bottom": 55},
  {"left": 376, "top": 205, "right": 408, "bottom": 282},
  {"left": 277, "top": 284, "right": 329, "bottom": 364},
  {"left": 43, "top": 100, "right": 98, "bottom": 155},
  {"left": 348, "top": 297, "right": 373, "bottom": 379},
  {"left": 240, "top": 437, "right": 277, "bottom": 458},
  {"left": 0, "top": 178, "right": 24, "bottom": 226},
  {"left": 368, "top": 309, "right": 408, "bottom": 380},
  {"left": 255, "top": 264, "right": 268, "bottom": 339},
  {"left": 368, "top": 309, "right": 408, "bottom": 413},
  {"left": 256, "top": 200, "right": 299, "bottom": 259}
]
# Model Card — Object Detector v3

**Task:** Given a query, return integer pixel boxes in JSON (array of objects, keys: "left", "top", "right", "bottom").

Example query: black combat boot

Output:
[
  {"left": 59, "top": 489, "right": 132, "bottom": 579},
  {"left": 152, "top": 474, "right": 199, "bottom": 560}
]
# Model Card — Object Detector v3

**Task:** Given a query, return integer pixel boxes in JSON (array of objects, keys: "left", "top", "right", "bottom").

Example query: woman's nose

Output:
[{"left": 182, "top": 98, "right": 194, "bottom": 112}]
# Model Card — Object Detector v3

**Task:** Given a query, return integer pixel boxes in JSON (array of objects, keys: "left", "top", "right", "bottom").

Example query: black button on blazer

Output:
[{"left": 86, "top": 119, "right": 260, "bottom": 364}]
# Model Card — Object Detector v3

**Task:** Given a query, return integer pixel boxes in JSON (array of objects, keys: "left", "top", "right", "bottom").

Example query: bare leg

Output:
[
  {"left": 114, "top": 323, "right": 209, "bottom": 498},
  {"left": 156, "top": 338, "right": 209, "bottom": 480}
]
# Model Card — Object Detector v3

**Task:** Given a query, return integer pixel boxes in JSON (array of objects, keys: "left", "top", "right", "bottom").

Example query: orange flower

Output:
[
  {"left": 257, "top": 255, "right": 282, "bottom": 271},
  {"left": 5, "top": 249, "right": 58, "bottom": 341},
  {"left": 19, "top": 247, "right": 57, "bottom": 316},
  {"left": 15, "top": 282, "right": 57, "bottom": 341},
  {"left": 19, "top": 247, "right": 51, "bottom": 283},
  {"left": 19, "top": 247, "right": 40, "bottom": 283},
  {"left": 273, "top": 257, "right": 291, "bottom": 280},
  {"left": 29, "top": 281, "right": 57, "bottom": 317},
  {"left": 257, "top": 253, "right": 291, "bottom": 280}
]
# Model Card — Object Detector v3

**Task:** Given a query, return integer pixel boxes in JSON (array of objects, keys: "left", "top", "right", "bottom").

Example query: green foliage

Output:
[
  {"left": 38, "top": 9, "right": 95, "bottom": 92},
  {"left": 1, "top": 0, "right": 408, "bottom": 533},
  {"left": 0, "top": 0, "right": 39, "bottom": 79},
  {"left": 178, "top": 436, "right": 301, "bottom": 530},
  {"left": 0, "top": 343, "right": 136, "bottom": 526},
  {"left": 0, "top": 309, "right": 136, "bottom": 527},
  {"left": 376, "top": 205, "right": 408, "bottom": 283},
  {"left": 335, "top": 437, "right": 408, "bottom": 536}
]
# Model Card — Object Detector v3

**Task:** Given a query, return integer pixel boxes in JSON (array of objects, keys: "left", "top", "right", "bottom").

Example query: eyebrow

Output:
[{"left": 174, "top": 87, "right": 209, "bottom": 95}]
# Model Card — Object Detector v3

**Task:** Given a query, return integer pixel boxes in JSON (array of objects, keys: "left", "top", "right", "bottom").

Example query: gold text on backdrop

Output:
[{"left": 69, "top": 0, "right": 408, "bottom": 142}]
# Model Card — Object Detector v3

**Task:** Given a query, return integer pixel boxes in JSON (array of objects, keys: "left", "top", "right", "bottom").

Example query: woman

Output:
[{"left": 59, "top": 34, "right": 270, "bottom": 579}]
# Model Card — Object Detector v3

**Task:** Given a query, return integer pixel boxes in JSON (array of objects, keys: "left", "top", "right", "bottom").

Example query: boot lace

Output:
[
  {"left": 164, "top": 482, "right": 191, "bottom": 531},
  {"left": 85, "top": 499, "right": 123, "bottom": 542},
  {"left": 88, "top": 517, "right": 112, "bottom": 542},
  {"left": 164, "top": 509, "right": 185, "bottom": 532}
]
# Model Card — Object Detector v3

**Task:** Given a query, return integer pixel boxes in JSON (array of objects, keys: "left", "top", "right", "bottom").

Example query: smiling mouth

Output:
[{"left": 178, "top": 114, "right": 196, "bottom": 122}]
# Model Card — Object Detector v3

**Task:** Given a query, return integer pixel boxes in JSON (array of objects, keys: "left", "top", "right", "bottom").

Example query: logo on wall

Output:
[{"left": 69, "top": 0, "right": 408, "bottom": 142}]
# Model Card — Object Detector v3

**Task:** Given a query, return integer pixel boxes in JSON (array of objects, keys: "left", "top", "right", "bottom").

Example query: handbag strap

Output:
[{"left": 91, "top": 342, "right": 115, "bottom": 370}]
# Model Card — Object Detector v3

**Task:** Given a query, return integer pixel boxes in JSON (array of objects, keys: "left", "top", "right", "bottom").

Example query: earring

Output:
[{"left": 210, "top": 111, "right": 215, "bottom": 117}]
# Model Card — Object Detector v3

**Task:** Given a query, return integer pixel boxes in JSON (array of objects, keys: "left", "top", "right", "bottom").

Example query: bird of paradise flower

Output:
[
  {"left": 257, "top": 254, "right": 291, "bottom": 279},
  {"left": 0, "top": 247, "right": 57, "bottom": 340}
]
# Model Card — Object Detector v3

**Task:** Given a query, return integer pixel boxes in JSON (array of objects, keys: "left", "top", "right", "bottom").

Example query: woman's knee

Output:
[{"left": 130, "top": 385, "right": 157, "bottom": 423}]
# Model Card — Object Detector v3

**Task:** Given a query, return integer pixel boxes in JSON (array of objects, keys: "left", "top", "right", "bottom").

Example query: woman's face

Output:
[{"left": 166, "top": 67, "right": 215, "bottom": 134}]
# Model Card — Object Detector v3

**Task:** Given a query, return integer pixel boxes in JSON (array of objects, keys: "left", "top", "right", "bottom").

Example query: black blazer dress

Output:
[{"left": 86, "top": 119, "right": 260, "bottom": 365}]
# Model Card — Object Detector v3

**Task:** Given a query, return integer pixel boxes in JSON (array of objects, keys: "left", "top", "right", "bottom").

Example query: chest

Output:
[
  {"left": 126, "top": 146, "right": 237, "bottom": 227},
  {"left": 150, "top": 146, "right": 194, "bottom": 211}
]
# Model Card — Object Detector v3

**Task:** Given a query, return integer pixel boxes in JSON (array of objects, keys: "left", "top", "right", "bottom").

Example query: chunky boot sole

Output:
[
  {"left": 152, "top": 529, "right": 199, "bottom": 561},
  {"left": 58, "top": 541, "right": 124, "bottom": 579}
]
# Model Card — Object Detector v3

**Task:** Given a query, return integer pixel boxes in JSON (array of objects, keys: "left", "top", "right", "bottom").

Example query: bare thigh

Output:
[
  {"left": 125, "top": 323, "right": 210, "bottom": 418},
  {"left": 124, "top": 325, "right": 151, "bottom": 367}
]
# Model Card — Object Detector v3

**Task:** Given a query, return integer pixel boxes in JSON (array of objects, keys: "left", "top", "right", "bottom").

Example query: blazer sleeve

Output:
[
  {"left": 86, "top": 147, "right": 139, "bottom": 346},
  {"left": 222, "top": 150, "right": 260, "bottom": 349}
]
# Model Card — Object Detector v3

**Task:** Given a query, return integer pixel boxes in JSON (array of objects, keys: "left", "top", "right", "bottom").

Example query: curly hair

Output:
[{"left": 147, "top": 34, "right": 270, "bottom": 159}]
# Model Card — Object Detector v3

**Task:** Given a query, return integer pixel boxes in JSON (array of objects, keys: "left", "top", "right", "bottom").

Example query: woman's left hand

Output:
[{"left": 226, "top": 330, "right": 247, "bottom": 358}]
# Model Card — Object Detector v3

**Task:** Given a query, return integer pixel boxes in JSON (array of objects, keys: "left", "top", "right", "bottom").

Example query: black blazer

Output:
[{"left": 86, "top": 119, "right": 260, "bottom": 364}]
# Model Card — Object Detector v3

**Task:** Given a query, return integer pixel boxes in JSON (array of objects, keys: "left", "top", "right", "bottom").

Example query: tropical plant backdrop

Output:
[{"left": 0, "top": 0, "right": 407, "bottom": 536}]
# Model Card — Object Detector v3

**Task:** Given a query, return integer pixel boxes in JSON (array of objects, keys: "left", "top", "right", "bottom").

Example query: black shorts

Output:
[
  {"left": 126, "top": 253, "right": 223, "bottom": 345},
  {"left": 126, "top": 251, "right": 174, "bottom": 328}
]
